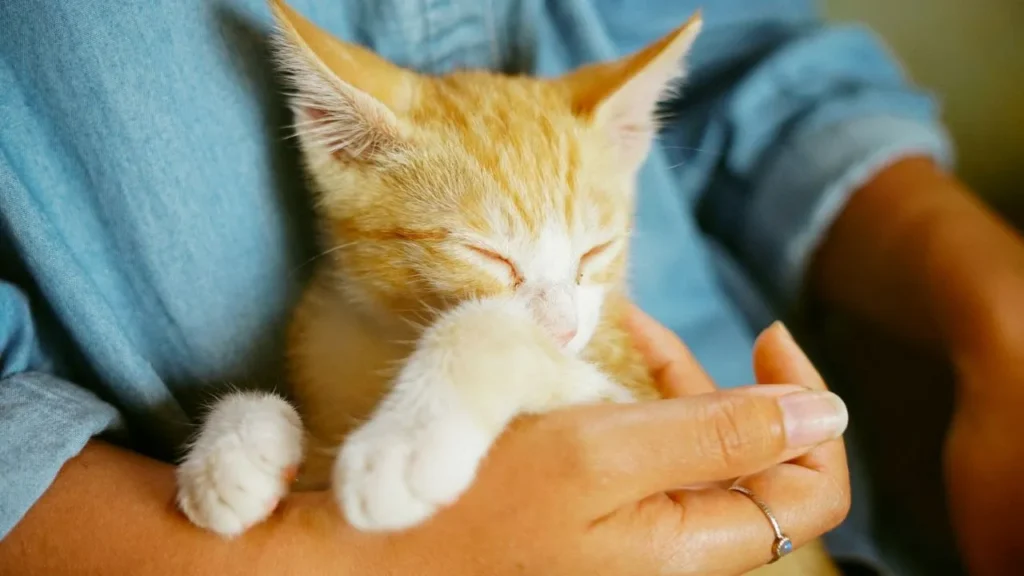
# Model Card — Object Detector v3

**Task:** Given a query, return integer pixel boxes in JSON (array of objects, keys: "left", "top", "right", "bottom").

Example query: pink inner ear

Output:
[
  {"left": 296, "top": 107, "right": 363, "bottom": 161},
  {"left": 604, "top": 103, "right": 655, "bottom": 143},
  {"left": 609, "top": 118, "right": 655, "bottom": 160},
  {"left": 620, "top": 122, "right": 651, "bottom": 139},
  {"left": 304, "top": 107, "right": 328, "bottom": 121}
]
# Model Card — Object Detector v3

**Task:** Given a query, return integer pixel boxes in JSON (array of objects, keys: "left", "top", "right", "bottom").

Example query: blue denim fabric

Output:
[{"left": 0, "top": 0, "right": 950, "bottom": 569}]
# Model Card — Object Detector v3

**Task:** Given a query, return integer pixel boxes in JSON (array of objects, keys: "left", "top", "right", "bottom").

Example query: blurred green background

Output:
[{"left": 824, "top": 0, "right": 1023, "bottom": 205}]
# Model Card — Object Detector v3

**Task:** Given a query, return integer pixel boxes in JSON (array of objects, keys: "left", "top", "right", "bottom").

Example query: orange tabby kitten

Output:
[
  {"left": 174, "top": 3, "right": 836, "bottom": 574},
  {"left": 177, "top": 0, "right": 677, "bottom": 535}
]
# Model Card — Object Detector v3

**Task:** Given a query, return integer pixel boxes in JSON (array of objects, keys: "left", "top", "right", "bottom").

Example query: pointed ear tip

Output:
[
  {"left": 267, "top": 0, "right": 289, "bottom": 29},
  {"left": 679, "top": 11, "right": 704, "bottom": 35},
  {"left": 268, "top": 0, "right": 300, "bottom": 30},
  {"left": 658, "top": 12, "right": 701, "bottom": 53}
]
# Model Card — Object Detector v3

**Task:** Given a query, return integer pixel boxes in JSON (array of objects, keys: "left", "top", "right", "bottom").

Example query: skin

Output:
[
  {"left": 810, "top": 156, "right": 1024, "bottom": 574},
  {"left": 7, "top": 154, "right": 1016, "bottom": 573},
  {"left": 0, "top": 316, "right": 850, "bottom": 576}
]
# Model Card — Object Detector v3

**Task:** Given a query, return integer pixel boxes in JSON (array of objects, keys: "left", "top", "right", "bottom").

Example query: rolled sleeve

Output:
[
  {"left": 687, "top": 24, "right": 955, "bottom": 310},
  {"left": 0, "top": 281, "right": 122, "bottom": 538},
  {"left": 746, "top": 115, "right": 952, "bottom": 306},
  {"left": 0, "top": 373, "right": 122, "bottom": 537}
]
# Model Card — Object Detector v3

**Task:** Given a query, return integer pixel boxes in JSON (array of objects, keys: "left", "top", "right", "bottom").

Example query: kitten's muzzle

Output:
[{"left": 521, "top": 284, "right": 579, "bottom": 349}]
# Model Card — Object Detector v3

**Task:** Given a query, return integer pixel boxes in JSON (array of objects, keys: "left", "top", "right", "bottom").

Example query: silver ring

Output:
[{"left": 729, "top": 485, "right": 793, "bottom": 563}]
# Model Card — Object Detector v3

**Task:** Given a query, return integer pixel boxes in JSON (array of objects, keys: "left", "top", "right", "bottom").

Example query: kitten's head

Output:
[{"left": 270, "top": 0, "right": 700, "bottom": 351}]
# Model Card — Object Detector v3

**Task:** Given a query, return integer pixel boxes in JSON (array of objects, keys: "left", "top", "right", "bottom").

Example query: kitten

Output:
[{"left": 176, "top": 0, "right": 699, "bottom": 536}]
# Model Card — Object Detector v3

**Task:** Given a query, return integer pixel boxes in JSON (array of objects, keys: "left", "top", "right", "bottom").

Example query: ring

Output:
[{"left": 729, "top": 485, "right": 793, "bottom": 563}]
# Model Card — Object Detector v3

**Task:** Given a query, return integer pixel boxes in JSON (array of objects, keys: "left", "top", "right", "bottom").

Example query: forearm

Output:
[
  {"left": 0, "top": 440, "right": 362, "bottom": 576},
  {"left": 809, "top": 157, "right": 1024, "bottom": 372}
]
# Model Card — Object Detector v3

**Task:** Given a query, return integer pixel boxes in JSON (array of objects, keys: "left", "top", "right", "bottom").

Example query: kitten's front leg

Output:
[
  {"left": 333, "top": 389, "right": 493, "bottom": 533},
  {"left": 176, "top": 391, "right": 304, "bottom": 537},
  {"left": 334, "top": 297, "right": 616, "bottom": 532}
]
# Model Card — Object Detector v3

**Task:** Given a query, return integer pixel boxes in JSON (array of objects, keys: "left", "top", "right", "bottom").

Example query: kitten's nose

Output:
[
  {"left": 555, "top": 328, "right": 578, "bottom": 347},
  {"left": 523, "top": 284, "right": 578, "bottom": 348}
]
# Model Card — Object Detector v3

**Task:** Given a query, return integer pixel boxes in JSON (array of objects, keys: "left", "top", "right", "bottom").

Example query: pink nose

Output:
[{"left": 555, "top": 328, "right": 577, "bottom": 347}]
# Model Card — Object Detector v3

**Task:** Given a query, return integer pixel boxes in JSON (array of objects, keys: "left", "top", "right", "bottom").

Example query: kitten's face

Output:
[
  {"left": 271, "top": 0, "right": 701, "bottom": 351},
  {"left": 308, "top": 76, "right": 635, "bottom": 351}
]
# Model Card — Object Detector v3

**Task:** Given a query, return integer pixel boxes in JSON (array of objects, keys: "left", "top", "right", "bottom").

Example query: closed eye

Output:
[
  {"left": 577, "top": 239, "right": 620, "bottom": 282},
  {"left": 464, "top": 244, "right": 524, "bottom": 288},
  {"left": 581, "top": 240, "right": 615, "bottom": 263}
]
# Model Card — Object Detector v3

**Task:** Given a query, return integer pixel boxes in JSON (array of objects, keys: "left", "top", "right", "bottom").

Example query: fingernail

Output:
[
  {"left": 778, "top": 391, "right": 849, "bottom": 448},
  {"left": 772, "top": 321, "right": 796, "bottom": 347},
  {"left": 770, "top": 319, "right": 786, "bottom": 338}
]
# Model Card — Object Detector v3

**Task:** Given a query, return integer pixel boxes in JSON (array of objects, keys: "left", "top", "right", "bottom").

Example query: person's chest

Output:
[{"left": 2, "top": 0, "right": 788, "bottom": 432}]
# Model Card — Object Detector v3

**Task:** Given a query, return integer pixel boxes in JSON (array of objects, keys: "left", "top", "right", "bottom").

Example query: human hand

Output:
[
  {"left": 624, "top": 304, "right": 849, "bottom": 575},
  {"left": 305, "top": 311, "right": 849, "bottom": 576},
  {"left": 0, "top": 316, "right": 848, "bottom": 576}
]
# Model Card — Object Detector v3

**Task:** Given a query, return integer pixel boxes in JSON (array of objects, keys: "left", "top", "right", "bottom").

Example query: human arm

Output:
[
  {"left": 810, "top": 155, "right": 1024, "bottom": 366},
  {"left": 0, "top": 440, "right": 361, "bottom": 576},
  {"left": 2, "top": 321, "right": 849, "bottom": 576},
  {"left": 647, "top": 7, "right": 953, "bottom": 311},
  {"left": 808, "top": 155, "right": 1024, "bottom": 575}
]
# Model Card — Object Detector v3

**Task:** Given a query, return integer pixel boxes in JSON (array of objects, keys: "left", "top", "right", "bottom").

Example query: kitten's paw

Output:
[
  {"left": 334, "top": 413, "right": 490, "bottom": 532},
  {"left": 570, "top": 362, "right": 637, "bottom": 404},
  {"left": 176, "top": 392, "right": 304, "bottom": 537}
]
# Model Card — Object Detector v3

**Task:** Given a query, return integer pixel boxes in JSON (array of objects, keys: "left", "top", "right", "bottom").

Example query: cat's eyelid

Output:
[
  {"left": 462, "top": 243, "right": 524, "bottom": 287},
  {"left": 580, "top": 237, "right": 623, "bottom": 263},
  {"left": 577, "top": 237, "right": 625, "bottom": 283}
]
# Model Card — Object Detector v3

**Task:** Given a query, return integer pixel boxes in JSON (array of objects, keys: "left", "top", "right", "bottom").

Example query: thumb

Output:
[{"left": 569, "top": 385, "right": 848, "bottom": 511}]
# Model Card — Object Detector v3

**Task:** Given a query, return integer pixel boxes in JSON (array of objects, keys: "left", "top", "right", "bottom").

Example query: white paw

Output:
[
  {"left": 176, "top": 392, "right": 304, "bottom": 537},
  {"left": 333, "top": 411, "right": 491, "bottom": 532},
  {"left": 567, "top": 361, "right": 637, "bottom": 405}
]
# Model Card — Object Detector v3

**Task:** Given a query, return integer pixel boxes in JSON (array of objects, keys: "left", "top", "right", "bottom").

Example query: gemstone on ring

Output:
[
  {"left": 728, "top": 485, "right": 793, "bottom": 564},
  {"left": 773, "top": 536, "right": 794, "bottom": 560}
]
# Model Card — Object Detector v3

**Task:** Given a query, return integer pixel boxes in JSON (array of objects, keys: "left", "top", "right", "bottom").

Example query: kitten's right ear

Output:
[{"left": 269, "top": 0, "right": 416, "bottom": 161}]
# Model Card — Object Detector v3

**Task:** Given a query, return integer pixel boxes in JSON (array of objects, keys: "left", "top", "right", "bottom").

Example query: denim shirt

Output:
[{"left": 0, "top": 0, "right": 949, "bottom": 567}]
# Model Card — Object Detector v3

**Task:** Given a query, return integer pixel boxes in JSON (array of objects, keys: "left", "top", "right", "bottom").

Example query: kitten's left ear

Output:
[
  {"left": 563, "top": 14, "right": 702, "bottom": 172},
  {"left": 269, "top": 0, "right": 417, "bottom": 161}
]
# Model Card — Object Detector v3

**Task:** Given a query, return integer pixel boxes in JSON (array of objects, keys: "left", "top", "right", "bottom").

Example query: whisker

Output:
[
  {"left": 658, "top": 145, "right": 711, "bottom": 153},
  {"left": 291, "top": 242, "right": 356, "bottom": 275}
]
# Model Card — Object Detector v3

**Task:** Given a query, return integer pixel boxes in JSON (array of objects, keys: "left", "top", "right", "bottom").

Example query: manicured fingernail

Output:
[{"left": 778, "top": 391, "right": 849, "bottom": 448}]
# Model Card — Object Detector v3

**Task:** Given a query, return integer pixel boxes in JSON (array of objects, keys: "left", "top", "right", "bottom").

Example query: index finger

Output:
[
  {"left": 751, "top": 322, "right": 846, "bottom": 471},
  {"left": 623, "top": 302, "right": 716, "bottom": 397}
]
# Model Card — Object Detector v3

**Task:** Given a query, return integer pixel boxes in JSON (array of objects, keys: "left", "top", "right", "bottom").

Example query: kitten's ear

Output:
[
  {"left": 269, "top": 0, "right": 416, "bottom": 161},
  {"left": 564, "top": 13, "right": 702, "bottom": 171}
]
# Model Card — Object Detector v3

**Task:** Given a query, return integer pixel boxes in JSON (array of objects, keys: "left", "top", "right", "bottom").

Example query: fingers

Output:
[
  {"left": 645, "top": 461, "right": 851, "bottom": 574},
  {"left": 753, "top": 322, "right": 827, "bottom": 391},
  {"left": 751, "top": 321, "right": 847, "bottom": 473},
  {"left": 623, "top": 302, "right": 716, "bottom": 397},
  {"left": 644, "top": 320, "right": 849, "bottom": 574},
  {"left": 551, "top": 384, "right": 847, "bottom": 514}
]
